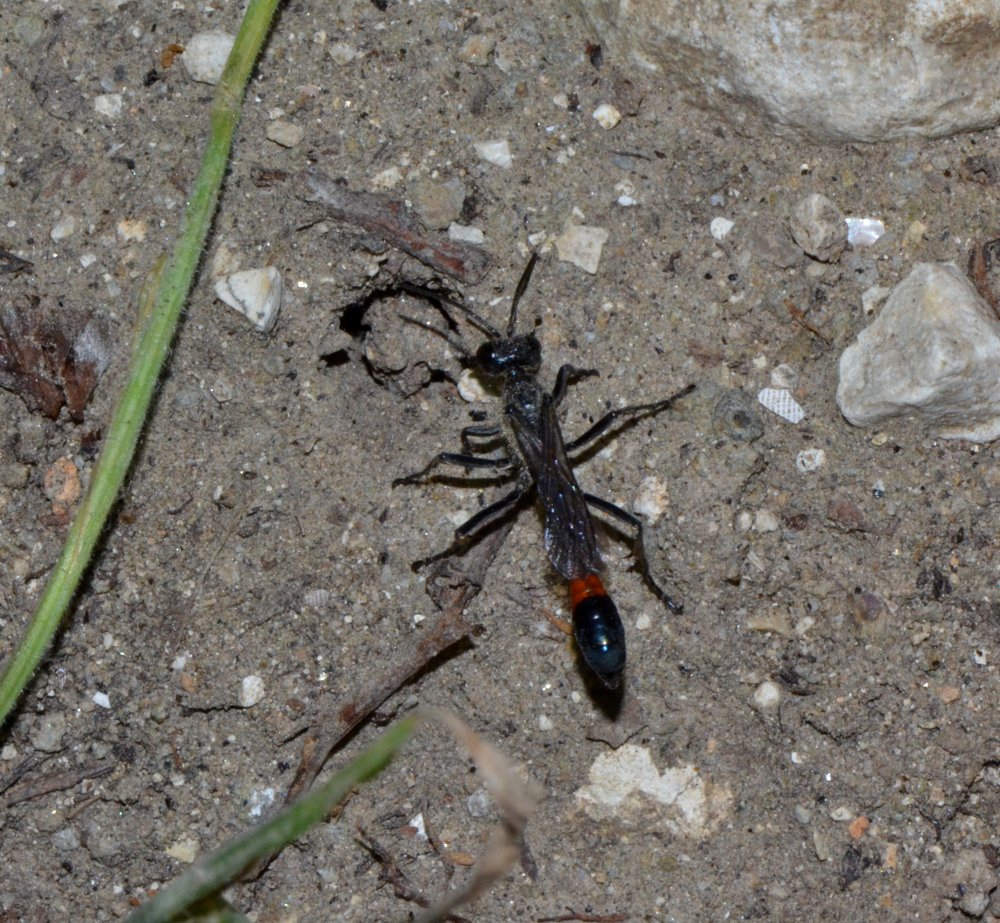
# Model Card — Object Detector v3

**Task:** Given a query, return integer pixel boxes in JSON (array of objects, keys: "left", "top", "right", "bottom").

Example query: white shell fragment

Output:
[
  {"left": 215, "top": 267, "right": 283, "bottom": 332},
  {"left": 182, "top": 31, "right": 235, "bottom": 85},
  {"left": 845, "top": 217, "right": 885, "bottom": 248},
  {"left": 239, "top": 675, "right": 265, "bottom": 708},
  {"left": 473, "top": 139, "right": 513, "bottom": 169},
  {"left": 837, "top": 262, "right": 1000, "bottom": 442},
  {"left": 554, "top": 224, "right": 610, "bottom": 274},
  {"left": 710, "top": 216, "right": 734, "bottom": 241},
  {"left": 592, "top": 103, "right": 622, "bottom": 129},
  {"left": 757, "top": 388, "right": 805, "bottom": 424}
]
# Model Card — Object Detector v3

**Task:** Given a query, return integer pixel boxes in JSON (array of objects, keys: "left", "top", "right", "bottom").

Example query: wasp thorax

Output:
[{"left": 476, "top": 334, "right": 542, "bottom": 377}]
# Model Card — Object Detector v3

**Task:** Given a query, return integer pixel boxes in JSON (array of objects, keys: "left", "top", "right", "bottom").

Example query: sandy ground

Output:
[{"left": 4, "top": 1, "right": 1000, "bottom": 921}]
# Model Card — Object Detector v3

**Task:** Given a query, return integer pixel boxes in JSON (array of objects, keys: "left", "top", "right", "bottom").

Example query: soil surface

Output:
[{"left": 4, "top": 1, "right": 1000, "bottom": 921}]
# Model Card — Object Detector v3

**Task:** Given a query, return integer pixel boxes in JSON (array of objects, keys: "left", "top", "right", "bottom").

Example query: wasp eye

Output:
[{"left": 477, "top": 342, "right": 502, "bottom": 374}]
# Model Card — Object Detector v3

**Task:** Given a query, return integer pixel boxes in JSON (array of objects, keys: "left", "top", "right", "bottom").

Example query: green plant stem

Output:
[
  {"left": 0, "top": 0, "right": 281, "bottom": 728},
  {"left": 125, "top": 715, "right": 420, "bottom": 923}
]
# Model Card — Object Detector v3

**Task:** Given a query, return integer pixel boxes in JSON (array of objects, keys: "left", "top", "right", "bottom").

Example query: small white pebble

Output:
[
  {"left": 215, "top": 266, "right": 282, "bottom": 332},
  {"left": 632, "top": 476, "right": 668, "bottom": 523},
  {"left": 92, "top": 691, "right": 111, "bottom": 709},
  {"left": 829, "top": 805, "right": 853, "bottom": 822},
  {"left": 754, "top": 509, "right": 780, "bottom": 532},
  {"left": 182, "top": 31, "right": 235, "bottom": 85},
  {"left": 710, "top": 216, "right": 735, "bottom": 241},
  {"left": 239, "top": 675, "right": 265, "bottom": 708},
  {"left": 50, "top": 215, "right": 77, "bottom": 241},
  {"left": 457, "top": 368, "right": 490, "bottom": 402},
  {"left": 552, "top": 92, "right": 570, "bottom": 109},
  {"left": 329, "top": 42, "right": 358, "bottom": 65},
  {"left": 592, "top": 102, "right": 621, "bottom": 130},
  {"left": 1, "top": 744, "right": 17, "bottom": 761},
  {"left": 974, "top": 647, "right": 988, "bottom": 666},
  {"left": 796, "top": 448, "right": 826, "bottom": 473},
  {"left": 171, "top": 654, "right": 188, "bottom": 670},
  {"left": 770, "top": 363, "right": 798, "bottom": 389},
  {"left": 635, "top": 612, "right": 652, "bottom": 631},
  {"left": 554, "top": 224, "right": 609, "bottom": 274},
  {"left": 457, "top": 33, "right": 495, "bottom": 65},
  {"left": 752, "top": 681, "right": 781, "bottom": 710},
  {"left": 412, "top": 613, "right": 426, "bottom": 625},
  {"left": 266, "top": 120, "right": 304, "bottom": 148},
  {"left": 473, "top": 139, "right": 513, "bottom": 168},
  {"left": 94, "top": 93, "right": 123, "bottom": 119},
  {"left": 371, "top": 166, "right": 403, "bottom": 190},
  {"left": 736, "top": 510, "right": 753, "bottom": 531},
  {"left": 116, "top": 218, "right": 147, "bottom": 244},
  {"left": 467, "top": 789, "right": 491, "bottom": 817},
  {"left": 79, "top": 253, "right": 97, "bottom": 268},
  {"left": 448, "top": 223, "right": 485, "bottom": 244},
  {"left": 537, "top": 714, "right": 554, "bottom": 731},
  {"left": 845, "top": 216, "right": 885, "bottom": 247}
]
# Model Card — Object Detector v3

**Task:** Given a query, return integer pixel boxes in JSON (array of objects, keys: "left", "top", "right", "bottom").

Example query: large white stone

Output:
[
  {"left": 574, "top": 1, "right": 1000, "bottom": 141},
  {"left": 837, "top": 263, "right": 1000, "bottom": 442}
]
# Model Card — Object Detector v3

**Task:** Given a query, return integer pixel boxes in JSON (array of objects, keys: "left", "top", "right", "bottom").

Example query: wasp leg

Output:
[
  {"left": 393, "top": 452, "right": 513, "bottom": 487},
  {"left": 551, "top": 364, "right": 599, "bottom": 408},
  {"left": 564, "top": 383, "right": 695, "bottom": 454},
  {"left": 411, "top": 486, "right": 529, "bottom": 571},
  {"left": 582, "top": 492, "right": 684, "bottom": 614}
]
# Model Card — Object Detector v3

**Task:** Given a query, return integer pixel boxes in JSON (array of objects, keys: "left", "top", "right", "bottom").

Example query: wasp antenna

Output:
[
  {"left": 507, "top": 252, "right": 539, "bottom": 335},
  {"left": 398, "top": 313, "right": 473, "bottom": 358},
  {"left": 400, "top": 281, "right": 501, "bottom": 339}
]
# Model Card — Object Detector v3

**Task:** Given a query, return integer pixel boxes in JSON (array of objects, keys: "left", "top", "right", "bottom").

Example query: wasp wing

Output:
[{"left": 512, "top": 397, "right": 602, "bottom": 580}]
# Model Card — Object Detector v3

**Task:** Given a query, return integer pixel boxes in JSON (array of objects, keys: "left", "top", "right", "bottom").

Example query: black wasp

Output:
[{"left": 395, "top": 254, "right": 693, "bottom": 689}]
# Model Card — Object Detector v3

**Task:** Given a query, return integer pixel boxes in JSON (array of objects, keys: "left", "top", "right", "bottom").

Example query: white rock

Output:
[
  {"left": 846, "top": 217, "right": 886, "bottom": 247},
  {"left": 94, "top": 93, "right": 123, "bottom": 119},
  {"left": 448, "top": 223, "right": 486, "bottom": 245},
  {"left": 752, "top": 681, "right": 781, "bottom": 711},
  {"left": 574, "top": 1, "right": 1000, "bottom": 141},
  {"left": 182, "top": 31, "right": 235, "bottom": 85},
  {"left": 473, "top": 139, "right": 513, "bottom": 168},
  {"left": 789, "top": 193, "right": 845, "bottom": 262},
  {"left": 632, "top": 475, "right": 668, "bottom": 523},
  {"left": 592, "top": 102, "right": 622, "bottom": 129},
  {"left": 92, "top": 691, "right": 111, "bottom": 709},
  {"left": 215, "top": 267, "right": 283, "bottom": 333},
  {"left": 709, "top": 216, "right": 734, "bottom": 241},
  {"left": 554, "top": 224, "right": 609, "bottom": 274},
  {"left": 329, "top": 42, "right": 358, "bottom": 65},
  {"left": 50, "top": 215, "right": 77, "bottom": 241},
  {"left": 457, "top": 368, "right": 490, "bottom": 402},
  {"left": 837, "top": 262, "right": 1000, "bottom": 442},
  {"left": 239, "top": 675, "right": 265, "bottom": 708}
]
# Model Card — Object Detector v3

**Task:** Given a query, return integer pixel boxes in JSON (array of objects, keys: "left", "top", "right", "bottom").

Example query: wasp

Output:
[{"left": 395, "top": 255, "right": 693, "bottom": 689}]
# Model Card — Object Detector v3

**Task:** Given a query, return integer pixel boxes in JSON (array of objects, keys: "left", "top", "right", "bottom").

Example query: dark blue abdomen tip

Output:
[{"left": 572, "top": 594, "right": 626, "bottom": 688}]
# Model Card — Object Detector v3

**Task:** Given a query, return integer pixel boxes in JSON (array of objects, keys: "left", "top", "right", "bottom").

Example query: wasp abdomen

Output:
[{"left": 570, "top": 574, "right": 626, "bottom": 689}]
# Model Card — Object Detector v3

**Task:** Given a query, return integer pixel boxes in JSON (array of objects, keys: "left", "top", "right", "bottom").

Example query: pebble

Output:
[
  {"left": 448, "top": 223, "right": 485, "bottom": 244},
  {"left": 710, "top": 216, "right": 734, "bottom": 241},
  {"left": 329, "top": 42, "right": 358, "bottom": 65},
  {"left": 92, "top": 691, "right": 111, "bottom": 709},
  {"left": 410, "top": 176, "right": 466, "bottom": 229},
  {"left": 94, "top": 94, "right": 123, "bottom": 119},
  {"left": 754, "top": 509, "right": 780, "bottom": 532},
  {"left": 116, "top": 218, "right": 147, "bottom": 244},
  {"left": 537, "top": 714, "right": 554, "bottom": 731},
  {"left": 592, "top": 102, "right": 621, "bottom": 129},
  {"left": 473, "top": 139, "right": 513, "bottom": 169},
  {"left": 239, "top": 675, "right": 265, "bottom": 708},
  {"left": 795, "top": 448, "right": 826, "bottom": 473},
  {"left": 457, "top": 368, "right": 490, "bottom": 402},
  {"left": 554, "top": 224, "right": 609, "bottom": 274},
  {"left": 632, "top": 476, "right": 668, "bottom": 523},
  {"left": 30, "top": 713, "right": 67, "bottom": 752},
  {"left": 50, "top": 215, "right": 77, "bottom": 241},
  {"left": 837, "top": 262, "right": 1000, "bottom": 441},
  {"left": 215, "top": 266, "right": 283, "bottom": 332},
  {"left": 52, "top": 827, "right": 81, "bottom": 852},
  {"left": 165, "top": 837, "right": 199, "bottom": 863},
  {"left": 789, "top": 193, "right": 846, "bottom": 262},
  {"left": 467, "top": 789, "right": 491, "bottom": 818},
  {"left": 182, "top": 31, "right": 235, "bottom": 85},
  {"left": 845, "top": 216, "right": 885, "bottom": 247},
  {"left": 752, "top": 680, "right": 781, "bottom": 710},
  {"left": 13, "top": 15, "right": 45, "bottom": 45},
  {"left": 266, "top": 120, "right": 304, "bottom": 148},
  {"left": 457, "top": 33, "right": 495, "bottom": 65},
  {"left": 757, "top": 387, "right": 805, "bottom": 424}
]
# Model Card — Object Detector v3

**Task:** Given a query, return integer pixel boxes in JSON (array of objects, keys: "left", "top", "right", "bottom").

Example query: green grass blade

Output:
[
  {"left": 125, "top": 715, "right": 420, "bottom": 923},
  {"left": 0, "top": 0, "right": 281, "bottom": 729}
]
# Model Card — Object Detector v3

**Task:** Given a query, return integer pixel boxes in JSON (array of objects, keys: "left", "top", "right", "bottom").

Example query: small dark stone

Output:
[{"left": 711, "top": 388, "right": 764, "bottom": 442}]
